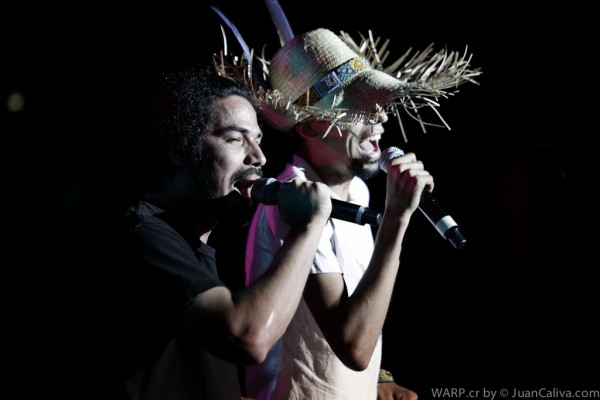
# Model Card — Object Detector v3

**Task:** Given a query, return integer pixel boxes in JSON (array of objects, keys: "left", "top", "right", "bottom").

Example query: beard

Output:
[
  {"left": 194, "top": 155, "right": 259, "bottom": 228},
  {"left": 349, "top": 158, "right": 381, "bottom": 181}
]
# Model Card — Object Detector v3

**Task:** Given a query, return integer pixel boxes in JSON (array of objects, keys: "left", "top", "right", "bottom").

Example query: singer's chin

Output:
[
  {"left": 352, "top": 159, "right": 381, "bottom": 181},
  {"left": 208, "top": 191, "right": 255, "bottom": 228}
]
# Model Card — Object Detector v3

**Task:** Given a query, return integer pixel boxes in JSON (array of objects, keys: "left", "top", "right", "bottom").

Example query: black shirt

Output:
[{"left": 71, "top": 200, "right": 241, "bottom": 399}]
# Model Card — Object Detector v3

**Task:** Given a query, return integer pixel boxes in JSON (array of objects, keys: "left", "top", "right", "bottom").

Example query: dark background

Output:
[{"left": 2, "top": 1, "right": 598, "bottom": 398}]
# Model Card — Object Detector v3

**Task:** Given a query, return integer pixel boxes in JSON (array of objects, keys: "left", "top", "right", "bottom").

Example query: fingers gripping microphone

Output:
[
  {"left": 250, "top": 178, "right": 383, "bottom": 226},
  {"left": 380, "top": 147, "right": 467, "bottom": 250}
]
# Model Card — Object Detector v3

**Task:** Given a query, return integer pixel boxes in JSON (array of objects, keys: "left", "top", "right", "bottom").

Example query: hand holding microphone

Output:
[
  {"left": 249, "top": 146, "right": 466, "bottom": 249},
  {"left": 380, "top": 147, "right": 467, "bottom": 250},
  {"left": 250, "top": 178, "right": 334, "bottom": 227},
  {"left": 250, "top": 178, "right": 382, "bottom": 226}
]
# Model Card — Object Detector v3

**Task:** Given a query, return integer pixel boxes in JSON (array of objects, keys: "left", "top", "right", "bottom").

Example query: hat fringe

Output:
[{"left": 214, "top": 26, "right": 481, "bottom": 139}]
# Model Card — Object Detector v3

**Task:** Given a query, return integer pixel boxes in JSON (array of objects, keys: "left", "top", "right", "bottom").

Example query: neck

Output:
[
  {"left": 297, "top": 150, "right": 354, "bottom": 201},
  {"left": 310, "top": 164, "right": 353, "bottom": 201}
]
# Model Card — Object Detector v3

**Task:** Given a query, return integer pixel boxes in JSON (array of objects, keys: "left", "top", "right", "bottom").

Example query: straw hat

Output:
[{"left": 213, "top": 10, "right": 481, "bottom": 140}]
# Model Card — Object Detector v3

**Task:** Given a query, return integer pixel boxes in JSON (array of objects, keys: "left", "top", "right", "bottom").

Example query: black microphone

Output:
[
  {"left": 250, "top": 178, "right": 383, "bottom": 226},
  {"left": 380, "top": 147, "right": 467, "bottom": 250}
]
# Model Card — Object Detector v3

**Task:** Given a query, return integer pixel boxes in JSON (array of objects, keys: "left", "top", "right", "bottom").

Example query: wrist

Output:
[{"left": 378, "top": 368, "right": 394, "bottom": 384}]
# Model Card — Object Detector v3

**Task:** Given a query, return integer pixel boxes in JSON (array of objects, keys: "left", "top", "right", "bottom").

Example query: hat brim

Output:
[{"left": 259, "top": 68, "right": 408, "bottom": 132}]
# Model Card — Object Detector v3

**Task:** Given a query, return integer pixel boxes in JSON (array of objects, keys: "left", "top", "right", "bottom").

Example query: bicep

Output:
[{"left": 180, "top": 286, "right": 239, "bottom": 354}]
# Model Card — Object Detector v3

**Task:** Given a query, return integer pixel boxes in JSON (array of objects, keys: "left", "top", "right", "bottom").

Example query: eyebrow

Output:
[
  {"left": 216, "top": 125, "right": 263, "bottom": 140},
  {"left": 220, "top": 125, "right": 247, "bottom": 133}
]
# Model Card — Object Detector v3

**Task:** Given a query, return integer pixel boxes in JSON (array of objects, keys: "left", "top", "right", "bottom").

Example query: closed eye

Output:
[{"left": 226, "top": 136, "right": 243, "bottom": 143}]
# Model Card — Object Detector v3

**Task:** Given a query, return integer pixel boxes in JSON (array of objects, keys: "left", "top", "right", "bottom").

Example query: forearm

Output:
[
  {"left": 339, "top": 214, "right": 409, "bottom": 361},
  {"left": 182, "top": 217, "right": 327, "bottom": 363},
  {"left": 234, "top": 220, "right": 327, "bottom": 348}
]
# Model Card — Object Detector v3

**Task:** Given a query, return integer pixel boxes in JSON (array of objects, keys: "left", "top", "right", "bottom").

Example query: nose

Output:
[
  {"left": 246, "top": 142, "right": 267, "bottom": 167},
  {"left": 378, "top": 112, "right": 389, "bottom": 124}
]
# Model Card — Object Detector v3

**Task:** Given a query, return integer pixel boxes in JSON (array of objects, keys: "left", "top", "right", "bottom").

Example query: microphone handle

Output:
[
  {"left": 380, "top": 147, "right": 467, "bottom": 250},
  {"left": 419, "top": 191, "right": 467, "bottom": 250},
  {"left": 251, "top": 179, "right": 382, "bottom": 226},
  {"left": 330, "top": 199, "right": 382, "bottom": 226}
]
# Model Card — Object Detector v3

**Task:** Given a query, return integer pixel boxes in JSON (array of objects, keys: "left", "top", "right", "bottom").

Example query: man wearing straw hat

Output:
[{"left": 213, "top": 3, "right": 480, "bottom": 398}]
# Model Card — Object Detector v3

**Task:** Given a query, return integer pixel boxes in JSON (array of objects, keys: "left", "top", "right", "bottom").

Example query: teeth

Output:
[{"left": 362, "top": 134, "right": 381, "bottom": 142}]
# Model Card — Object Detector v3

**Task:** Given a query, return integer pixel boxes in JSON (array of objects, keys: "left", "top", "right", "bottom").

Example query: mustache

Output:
[{"left": 231, "top": 167, "right": 263, "bottom": 183}]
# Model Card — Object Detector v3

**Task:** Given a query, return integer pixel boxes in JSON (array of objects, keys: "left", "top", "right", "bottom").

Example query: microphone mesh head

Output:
[{"left": 379, "top": 147, "right": 405, "bottom": 172}]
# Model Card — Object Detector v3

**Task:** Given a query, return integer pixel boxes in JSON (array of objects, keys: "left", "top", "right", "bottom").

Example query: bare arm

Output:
[
  {"left": 181, "top": 180, "right": 332, "bottom": 364},
  {"left": 304, "top": 152, "right": 433, "bottom": 370}
]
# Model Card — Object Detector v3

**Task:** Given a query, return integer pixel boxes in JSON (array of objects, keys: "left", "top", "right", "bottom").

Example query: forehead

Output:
[{"left": 213, "top": 95, "right": 258, "bottom": 127}]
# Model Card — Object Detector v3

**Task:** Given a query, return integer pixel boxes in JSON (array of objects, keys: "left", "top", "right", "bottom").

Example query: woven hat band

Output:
[{"left": 296, "top": 56, "right": 371, "bottom": 107}]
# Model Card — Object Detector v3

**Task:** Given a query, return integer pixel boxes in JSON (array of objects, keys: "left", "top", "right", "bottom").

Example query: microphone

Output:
[
  {"left": 380, "top": 147, "right": 467, "bottom": 250},
  {"left": 250, "top": 178, "right": 383, "bottom": 226}
]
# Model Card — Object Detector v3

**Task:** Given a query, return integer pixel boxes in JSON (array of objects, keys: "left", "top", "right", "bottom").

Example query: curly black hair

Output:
[{"left": 134, "top": 64, "right": 258, "bottom": 192}]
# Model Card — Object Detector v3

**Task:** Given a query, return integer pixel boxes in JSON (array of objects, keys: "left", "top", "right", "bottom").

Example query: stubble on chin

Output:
[{"left": 351, "top": 159, "right": 381, "bottom": 181}]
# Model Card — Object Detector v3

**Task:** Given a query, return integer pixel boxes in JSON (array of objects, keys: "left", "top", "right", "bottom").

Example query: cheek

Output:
[
  {"left": 322, "top": 131, "right": 352, "bottom": 153},
  {"left": 345, "top": 135, "right": 360, "bottom": 155},
  {"left": 202, "top": 154, "right": 229, "bottom": 189},
  {"left": 220, "top": 152, "right": 246, "bottom": 171},
  {"left": 211, "top": 146, "right": 239, "bottom": 169},
  {"left": 213, "top": 153, "right": 244, "bottom": 186}
]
